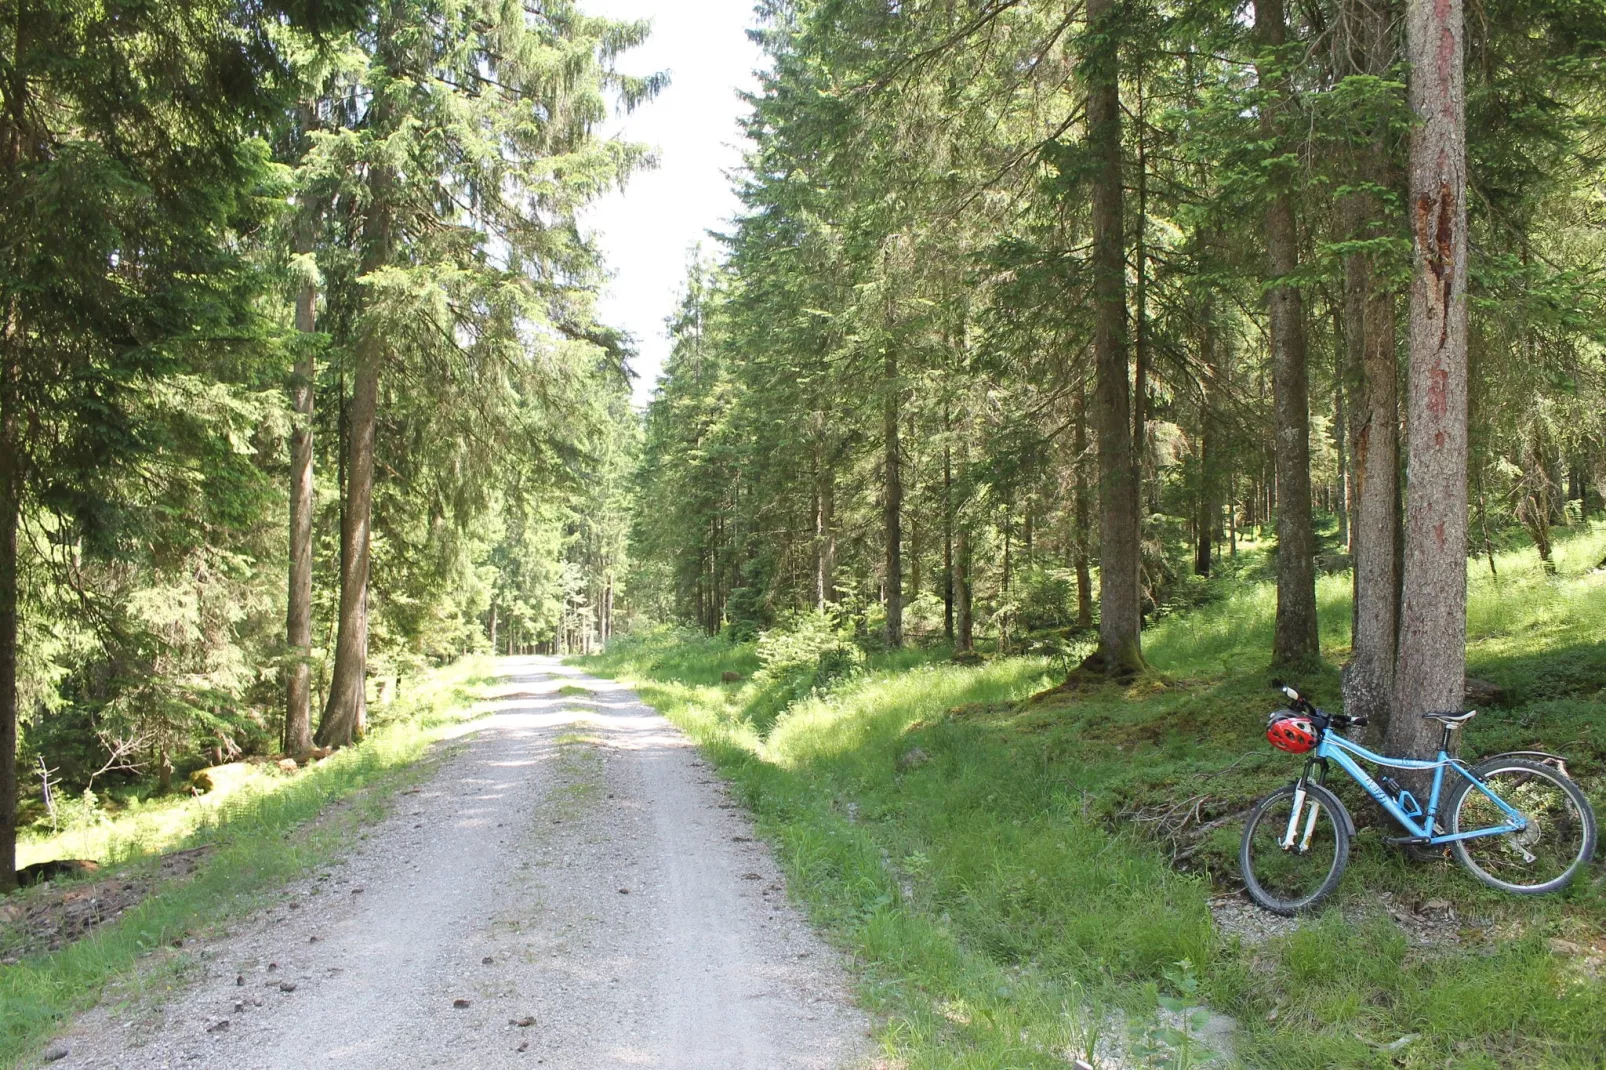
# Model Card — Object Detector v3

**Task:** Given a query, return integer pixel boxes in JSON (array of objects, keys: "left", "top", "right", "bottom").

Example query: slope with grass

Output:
[
  {"left": 582, "top": 528, "right": 1606, "bottom": 1069},
  {"left": 1, "top": 658, "right": 496, "bottom": 1067}
]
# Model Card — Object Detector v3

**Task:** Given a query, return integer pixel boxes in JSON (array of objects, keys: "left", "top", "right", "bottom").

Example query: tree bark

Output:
[
  {"left": 1343, "top": 235, "right": 1402, "bottom": 736},
  {"left": 814, "top": 438, "right": 828, "bottom": 610},
  {"left": 1085, "top": 0, "right": 1144, "bottom": 675},
  {"left": 1256, "top": 0, "right": 1320, "bottom": 668},
  {"left": 2, "top": 5, "right": 29, "bottom": 891},
  {"left": 1332, "top": 324, "right": 1351, "bottom": 552},
  {"left": 819, "top": 466, "right": 836, "bottom": 608},
  {"left": 1073, "top": 386, "right": 1094, "bottom": 627},
  {"left": 1195, "top": 313, "right": 1221, "bottom": 577},
  {"left": 1132, "top": 59, "right": 1149, "bottom": 483},
  {"left": 1336, "top": 0, "right": 1403, "bottom": 737},
  {"left": 318, "top": 350, "right": 377, "bottom": 747},
  {"left": 883, "top": 338, "right": 903, "bottom": 648},
  {"left": 284, "top": 198, "right": 317, "bottom": 759},
  {"left": 0, "top": 360, "right": 18, "bottom": 892},
  {"left": 1390, "top": 0, "right": 1469, "bottom": 763},
  {"left": 1518, "top": 424, "right": 1555, "bottom": 573},
  {"left": 318, "top": 152, "right": 392, "bottom": 748},
  {"left": 954, "top": 426, "right": 974, "bottom": 653},
  {"left": 943, "top": 422, "right": 954, "bottom": 639},
  {"left": 955, "top": 522, "right": 973, "bottom": 654}
]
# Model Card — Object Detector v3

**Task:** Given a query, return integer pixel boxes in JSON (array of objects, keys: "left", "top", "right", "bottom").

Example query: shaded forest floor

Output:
[
  {"left": 581, "top": 526, "right": 1606, "bottom": 1070},
  {"left": 1, "top": 658, "right": 497, "bottom": 1066}
]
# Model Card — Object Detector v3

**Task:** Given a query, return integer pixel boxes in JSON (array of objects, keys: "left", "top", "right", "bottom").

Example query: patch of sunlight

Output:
[{"left": 18, "top": 655, "right": 494, "bottom": 869}]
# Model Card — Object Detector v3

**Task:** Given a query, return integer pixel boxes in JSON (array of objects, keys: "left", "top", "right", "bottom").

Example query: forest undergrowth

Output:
[
  {"left": 582, "top": 528, "right": 1606, "bottom": 1070},
  {"left": 0, "top": 657, "right": 496, "bottom": 1067}
]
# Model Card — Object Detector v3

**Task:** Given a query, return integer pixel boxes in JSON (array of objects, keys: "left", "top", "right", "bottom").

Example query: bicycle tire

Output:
[
  {"left": 1239, "top": 781, "right": 1352, "bottom": 915},
  {"left": 1448, "top": 757, "right": 1597, "bottom": 895}
]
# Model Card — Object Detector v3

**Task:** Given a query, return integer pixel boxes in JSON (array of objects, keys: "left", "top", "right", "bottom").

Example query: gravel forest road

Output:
[{"left": 53, "top": 656, "right": 871, "bottom": 1070}]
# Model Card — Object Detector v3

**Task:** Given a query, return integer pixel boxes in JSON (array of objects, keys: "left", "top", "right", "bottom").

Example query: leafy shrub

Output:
[
  {"left": 754, "top": 609, "right": 867, "bottom": 708},
  {"left": 723, "top": 585, "right": 765, "bottom": 643},
  {"left": 1017, "top": 567, "right": 1079, "bottom": 631},
  {"left": 54, "top": 788, "right": 108, "bottom": 832},
  {"left": 903, "top": 591, "right": 948, "bottom": 640}
]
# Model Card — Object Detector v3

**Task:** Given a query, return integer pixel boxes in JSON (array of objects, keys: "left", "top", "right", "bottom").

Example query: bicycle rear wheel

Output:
[
  {"left": 1449, "top": 757, "right": 1597, "bottom": 895},
  {"left": 1239, "top": 781, "right": 1351, "bottom": 915}
]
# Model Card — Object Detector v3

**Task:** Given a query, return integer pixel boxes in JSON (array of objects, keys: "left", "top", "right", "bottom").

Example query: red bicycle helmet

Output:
[{"left": 1266, "top": 712, "right": 1319, "bottom": 754}]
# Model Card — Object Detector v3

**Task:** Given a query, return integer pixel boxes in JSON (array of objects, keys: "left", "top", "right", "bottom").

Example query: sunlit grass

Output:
[
  {"left": 1, "top": 656, "right": 494, "bottom": 1068},
  {"left": 582, "top": 525, "right": 1606, "bottom": 1069},
  {"left": 17, "top": 657, "right": 493, "bottom": 872}
]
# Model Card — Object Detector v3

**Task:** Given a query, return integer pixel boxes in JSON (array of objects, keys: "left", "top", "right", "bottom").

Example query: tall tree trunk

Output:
[
  {"left": 1073, "top": 386, "right": 1094, "bottom": 628},
  {"left": 1336, "top": 0, "right": 1404, "bottom": 733},
  {"left": 0, "top": 358, "right": 18, "bottom": 892},
  {"left": 814, "top": 438, "right": 829, "bottom": 610},
  {"left": 1256, "top": 0, "right": 1320, "bottom": 667},
  {"left": 943, "top": 426, "right": 955, "bottom": 640},
  {"left": 955, "top": 426, "right": 974, "bottom": 653},
  {"left": 1343, "top": 223, "right": 1402, "bottom": 735},
  {"left": 318, "top": 156, "right": 393, "bottom": 748},
  {"left": 1195, "top": 312, "right": 1221, "bottom": 577},
  {"left": 1332, "top": 314, "right": 1351, "bottom": 552},
  {"left": 1132, "top": 58, "right": 1149, "bottom": 483},
  {"left": 284, "top": 198, "right": 317, "bottom": 759},
  {"left": 1391, "top": 0, "right": 1469, "bottom": 762},
  {"left": 1000, "top": 500, "right": 1012, "bottom": 652},
  {"left": 907, "top": 417, "right": 922, "bottom": 607},
  {"left": 2, "top": 13, "right": 29, "bottom": 890},
  {"left": 1518, "top": 426, "right": 1556, "bottom": 573},
  {"left": 1085, "top": 0, "right": 1144, "bottom": 675},
  {"left": 884, "top": 340, "right": 904, "bottom": 648},
  {"left": 955, "top": 522, "right": 973, "bottom": 654},
  {"left": 820, "top": 469, "right": 836, "bottom": 608},
  {"left": 318, "top": 352, "right": 378, "bottom": 747}
]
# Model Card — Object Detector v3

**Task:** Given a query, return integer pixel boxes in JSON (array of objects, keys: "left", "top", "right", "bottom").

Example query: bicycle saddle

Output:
[{"left": 1422, "top": 709, "right": 1478, "bottom": 725}]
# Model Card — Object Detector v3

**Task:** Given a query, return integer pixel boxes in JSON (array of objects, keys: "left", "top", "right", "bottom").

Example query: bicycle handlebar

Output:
[{"left": 1271, "top": 682, "right": 1367, "bottom": 730}]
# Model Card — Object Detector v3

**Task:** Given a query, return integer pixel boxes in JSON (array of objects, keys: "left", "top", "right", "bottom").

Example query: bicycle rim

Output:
[
  {"left": 1453, "top": 761, "right": 1596, "bottom": 894},
  {"left": 1241, "top": 786, "right": 1347, "bottom": 914}
]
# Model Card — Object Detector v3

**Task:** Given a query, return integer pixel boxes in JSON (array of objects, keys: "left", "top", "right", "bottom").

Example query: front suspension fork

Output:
[{"left": 1282, "top": 762, "right": 1328, "bottom": 853}]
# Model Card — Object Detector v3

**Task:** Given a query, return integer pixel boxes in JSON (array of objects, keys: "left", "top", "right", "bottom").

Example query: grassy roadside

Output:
[
  {"left": 1, "top": 656, "right": 497, "bottom": 1067},
  {"left": 581, "top": 529, "right": 1606, "bottom": 1069}
]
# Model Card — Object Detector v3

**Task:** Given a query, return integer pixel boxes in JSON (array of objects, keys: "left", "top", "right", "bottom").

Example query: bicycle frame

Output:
[{"left": 1301, "top": 731, "right": 1528, "bottom": 845}]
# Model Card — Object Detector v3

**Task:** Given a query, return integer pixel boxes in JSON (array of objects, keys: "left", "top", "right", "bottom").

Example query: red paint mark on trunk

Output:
[
  {"left": 1427, "top": 366, "right": 1449, "bottom": 420},
  {"left": 1435, "top": 521, "right": 1446, "bottom": 549}
]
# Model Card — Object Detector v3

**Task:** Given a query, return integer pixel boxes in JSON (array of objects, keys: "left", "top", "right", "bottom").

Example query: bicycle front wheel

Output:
[
  {"left": 1449, "top": 757, "right": 1597, "bottom": 895},
  {"left": 1239, "top": 781, "right": 1351, "bottom": 915}
]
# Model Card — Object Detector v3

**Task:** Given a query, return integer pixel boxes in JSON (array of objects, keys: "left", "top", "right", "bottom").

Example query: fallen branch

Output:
[{"left": 86, "top": 730, "right": 151, "bottom": 791}]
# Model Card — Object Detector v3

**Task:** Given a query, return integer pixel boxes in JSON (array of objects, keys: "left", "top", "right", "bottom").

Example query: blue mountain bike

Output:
[{"left": 1240, "top": 684, "right": 1597, "bottom": 915}]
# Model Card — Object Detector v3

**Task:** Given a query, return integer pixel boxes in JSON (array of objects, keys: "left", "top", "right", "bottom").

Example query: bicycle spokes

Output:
[
  {"left": 1455, "top": 765, "right": 1593, "bottom": 892},
  {"left": 1242, "top": 785, "right": 1348, "bottom": 914}
]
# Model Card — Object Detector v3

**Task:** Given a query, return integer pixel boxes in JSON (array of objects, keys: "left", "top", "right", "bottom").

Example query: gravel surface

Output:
[{"left": 51, "top": 656, "right": 872, "bottom": 1070}]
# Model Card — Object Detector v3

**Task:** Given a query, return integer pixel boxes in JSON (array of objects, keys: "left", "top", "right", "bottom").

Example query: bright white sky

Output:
[{"left": 580, "top": 0, "right": 767, "bottom": 407}]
